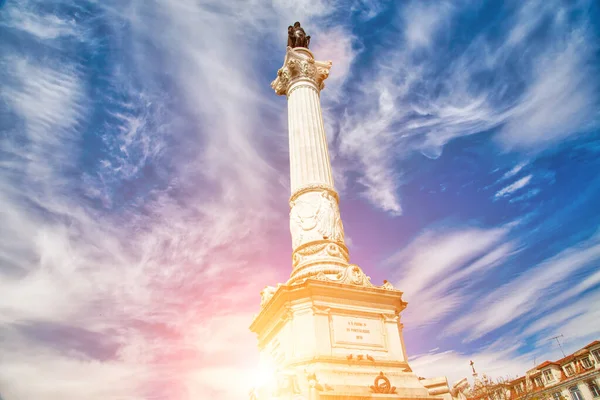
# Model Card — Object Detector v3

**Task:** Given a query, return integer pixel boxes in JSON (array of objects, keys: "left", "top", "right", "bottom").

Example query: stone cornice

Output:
[
  {"left": 249, "top": 279, "right": 407, "bottom": 340},
  {"left": 271, "top": 47, "right": 332, "bottom": 96},
  {"left": 284, "top": 356, "right": 414, "bottom": 370}
]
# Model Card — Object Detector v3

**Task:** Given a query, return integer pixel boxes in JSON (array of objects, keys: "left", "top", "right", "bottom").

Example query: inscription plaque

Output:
[{"left": 331, "top": 315, "right": 385, "bottom": 348}]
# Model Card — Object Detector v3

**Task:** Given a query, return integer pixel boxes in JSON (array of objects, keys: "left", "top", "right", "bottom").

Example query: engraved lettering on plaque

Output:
[{"left": 330, "top": 315, "right": 385, "bottom": 349}]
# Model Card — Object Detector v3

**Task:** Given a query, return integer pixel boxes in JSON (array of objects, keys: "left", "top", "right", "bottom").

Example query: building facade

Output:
[
  {"left": 458, "top": 341, "right": 600, "bottom": 400},
  {"left": 514, "top": 341, "right": 600, "bottom": 400}
]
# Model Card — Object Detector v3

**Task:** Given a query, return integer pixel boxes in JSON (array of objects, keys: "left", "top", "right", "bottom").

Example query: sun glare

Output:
[{"left": 254, "top": 358, "right": 277, "bottom": 389}]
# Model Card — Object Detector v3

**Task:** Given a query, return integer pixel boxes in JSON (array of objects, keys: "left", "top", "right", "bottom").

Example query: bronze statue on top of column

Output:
[{"left": 287, "top": 22, "right": 311, "bottom": 49}]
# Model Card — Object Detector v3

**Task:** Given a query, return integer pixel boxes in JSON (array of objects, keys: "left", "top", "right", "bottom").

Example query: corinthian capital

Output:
[{"left": 271, "top": 47, "right": 332, "bottom": 96}]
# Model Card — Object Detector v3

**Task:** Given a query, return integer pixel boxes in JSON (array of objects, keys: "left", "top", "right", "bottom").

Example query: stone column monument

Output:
[
  {"left": 249, "top": 22, "right": 451, "bottom": 400},
  {"left": 273, "top": 32, "right": 349, "bottom": 285}
]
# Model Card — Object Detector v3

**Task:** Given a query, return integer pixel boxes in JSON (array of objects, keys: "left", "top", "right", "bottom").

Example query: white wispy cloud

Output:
[
  {"left": 311, "top": 26, "right": 356, "bottom": 86},
  {"left": 523, "top": 289, "right": 600, "bottom": 341},
  {"left": 334, "top": 0, "right": 598, "bottom": 213},
  {"left": 410, "top": 340, "right": 528, "bottom": 385},
  {"left": 0, "top": 331, "right": 145, "bottom": 399},
  {"left": 500, "top": 162, "right": 528, "bottom": 181},
  {"left": 494, "top": 175, "right": 533, "bottom": 198},
  {"left": 497, "top": 30, "right": 599, "bottom": 151},
  {"left": 410, "top": 330, "right": 600, "bottom": 388},
  {"left": 1, "top": 57, "right": 86, "bottom": 182},
  {"left": 0, "top": 0, "right": 359, "bottom": 398},
  {"left": 402, "top": 1, "right": 454, "bottom": 49},
  {"left": 338, "top": 75, "right": 411, "bottom": 214},
  {"left": 446, "top": 231, "right": 600, "bottom": 341},
  {"left": 2, "top": 6, "right": 77, "bottom": 40},
  {"left": 509, "top": 188, "right": 541, "bottom": 203},
  {"left": 545, "top": 268, "right": 600, "bottom": 311},
  {"left": 386, "top": 223, "right": 518, "bottom": 327},
  {"left": 351, "top": 0, "right": 386, "bottom": 21}
]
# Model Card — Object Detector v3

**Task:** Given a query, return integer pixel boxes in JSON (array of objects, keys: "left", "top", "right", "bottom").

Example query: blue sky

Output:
[{"left": 1, "top": 0, "right": 600, "bottom": 398}]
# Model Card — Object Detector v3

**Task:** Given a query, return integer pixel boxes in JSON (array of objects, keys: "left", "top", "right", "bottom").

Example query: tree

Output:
[{"left": 461, "top": 373, "right": 541, "bottom": 400}]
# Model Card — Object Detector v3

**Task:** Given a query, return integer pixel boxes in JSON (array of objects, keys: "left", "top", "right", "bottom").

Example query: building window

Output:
[
  {"left": 588, "top": 381, "right": 600, "bottom": 398},
  {"left": 516, "top": 385, "right": 523, "bottom": 394},
  {"left": 582, "top": 357, "right": 593, "bottom": 369},
  {"left": 569, "top": 386, "right": 583, "bottom": 400},
  {"left": 565, "top": 365, "right": 575, "bottom": 376},
  {"left": 544, "top": 370, "right": 555, "bottom": 382},
  {"left": 534, "top": 377, "right": 544, "bottom": 388},
  {"left": 553, "top": 392, "right": 562, "bottom": 400},
  {"left": 592, "top": 349, "right": 600, "bottom": 364}
]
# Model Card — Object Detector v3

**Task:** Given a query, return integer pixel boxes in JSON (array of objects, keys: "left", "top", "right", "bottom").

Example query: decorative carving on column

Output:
[
  {"left": 286, "top": 83, "right": 319, "bottom": 97},
  {"left": 289, "top": 190, "right": 345, "bottom": 248},
  {"left": 292, "top": 240, "right": 349, "bottom": 269},
  {"left": 271, "top": 47, "right": 332, "bottom": 96},
  {"left": 370, "top": 372, "right": 397, "bottom": 394},
  {"left": 336, "top": 264, "right": 374, "bottom": 287},
  {"left": 272, "top": 66, "right": 292, "bottom": 95},
  {"left": 298, "top": 263, "right": 376, "bottom": 288}
]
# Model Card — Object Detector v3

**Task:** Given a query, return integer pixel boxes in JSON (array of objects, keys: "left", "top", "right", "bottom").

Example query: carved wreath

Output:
[{"left": 370, "top": 372, "right": 397, "bottom": 394}]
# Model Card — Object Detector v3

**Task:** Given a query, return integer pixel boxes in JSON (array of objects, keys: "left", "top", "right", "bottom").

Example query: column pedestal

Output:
[{"left": 250, "top": 280, "right": 443, "bottom": 400}]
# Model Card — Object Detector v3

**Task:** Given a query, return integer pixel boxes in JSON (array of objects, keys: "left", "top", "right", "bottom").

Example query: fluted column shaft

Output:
[
  {"left": 271, "top": 47, "right": 349, "bottom": 283},
  {"left": 287, "top": 81, "right": 334, "bottom": 192}
]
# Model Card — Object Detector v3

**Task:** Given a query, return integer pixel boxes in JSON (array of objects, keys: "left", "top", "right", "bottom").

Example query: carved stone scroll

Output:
[{"left": 335, "top": 264, "right": 375, "bottom": 287}]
